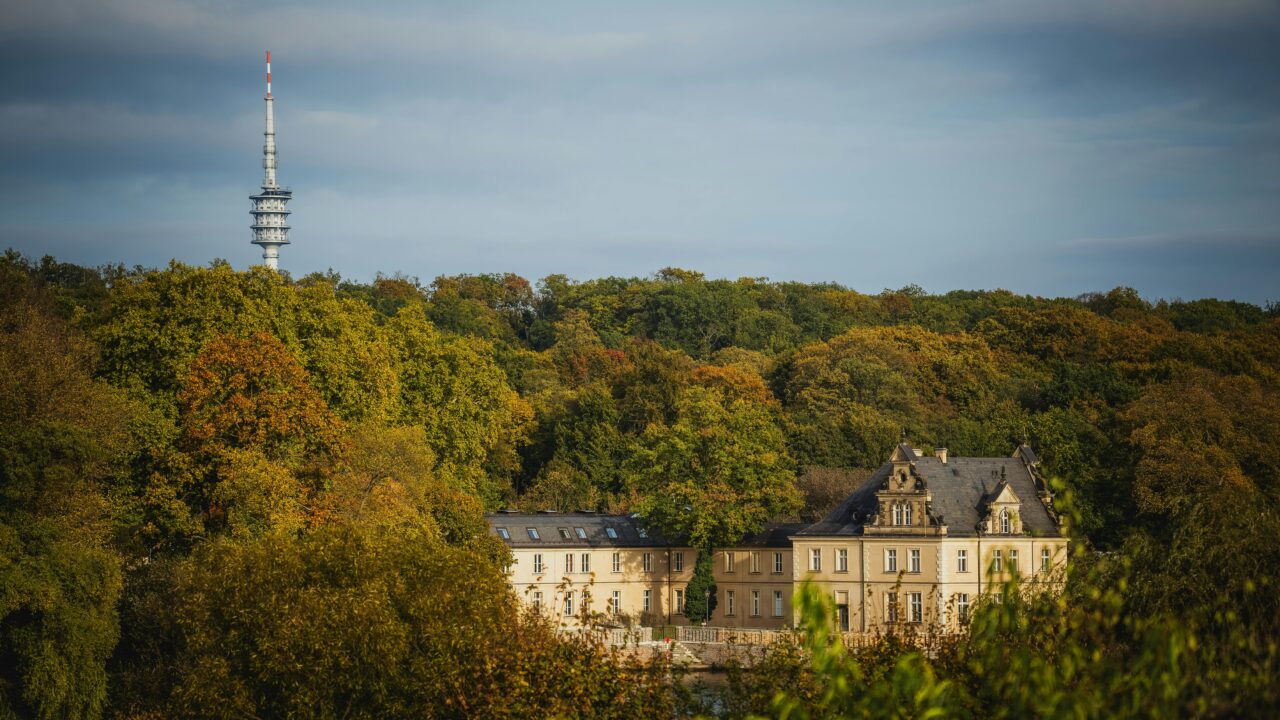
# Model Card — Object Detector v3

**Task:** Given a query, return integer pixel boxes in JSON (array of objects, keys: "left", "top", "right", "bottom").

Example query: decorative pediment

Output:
[{"left": 983, "top": 473, "right": 1024, "bottom": 535}]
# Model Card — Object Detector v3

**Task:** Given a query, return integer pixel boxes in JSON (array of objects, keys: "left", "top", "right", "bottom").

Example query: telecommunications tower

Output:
[{"left": 249, "top": 50, "right": 292, "bottom": 270}]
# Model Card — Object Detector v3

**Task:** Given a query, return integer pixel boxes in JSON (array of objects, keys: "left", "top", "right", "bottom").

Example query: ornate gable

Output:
[
  {"left": 864, "top": 443, "right": 947, "bottom": 536},
  {"left": 982, "top": 468, "right": 1024, "bottom": 534}
]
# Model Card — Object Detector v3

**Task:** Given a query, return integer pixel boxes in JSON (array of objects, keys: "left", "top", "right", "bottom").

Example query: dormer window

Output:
[
  {"left": 573, "top": 527, "right": 587, "bottom": 539},
  {"left": 496, "top": 527, "right": 510, "bottom": 540},
  {"left": 1000, "top": 509, "right": 1011, "bottom": 534}
]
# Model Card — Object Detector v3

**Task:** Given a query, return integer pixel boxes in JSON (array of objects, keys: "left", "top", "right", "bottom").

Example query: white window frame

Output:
[
  {"left": 810, "top": 548, "right": 822, "bottom": 572},
  {"left": 885, "top": 592, "right": 899, "bottom": 623},
  {"left": 581, "top": 552, "right": 591, "bottom": 574},
  {"left": 526, "top": 527, "right": 540, "bottom": 540},
  {"left": 1041, "top": 547, "right": 1051, "bottom": 572},
  {"left": 1009, "top": 549, "right": 1019, "bottom": 572},
  {"left": 565, "top": 553, "right": 574, "bottom": 574},
  {"left": 893, "top": 504, "right": 903, "bottom": 526},
  {"left": 904, "top": 504, "right": 913, "bottom": 525},
  {"left": 773, "top": 590, "right": 784, "bottom": 617},
  {"left": 643, "top": 589, "right": 651, "bottom": 613},
  {"left": 533, "top": 553, "right": 544, "bottom": 574},
  {"left": 532, "top": 590, "right": 543, "bottom": 610},
  {"left": 674, "top": 551, "right": 684, "bottom": 572},
  {"left": 611, "top": 590, "right": 621, "bottom": 614},
  {"left": 773, "top": 552, "right": 783, "bottom": 574},
  {"left": 836, "top": 548, "right": 848, "bottom": 573},
  {"left": 956, "top": 593, "right": 969, "bottom": 622},
  {"left": 497, "top": 527, "right": 510, "bottom": 539},
  {"left": 726, "top": 590, "right": 736, "bottom": 616},
  {"left": 957, "top": 549, "right": 968, "bottom": 573},
  {"left": 909, "top": 592, "right": 923, "bottom": 623},
  {"left": 1000, "top": 509, "right": 1011, "bottom": 534},
  {"left": 751, "top": 552, "right": 760, "bottom": 573},
  {"left": 886, "top": 548, "right": 898, "bottom": 573},
  {"left": 564, "top": 591, "right": 574, "bottom": 616},
  {"left": 751, "top": 590, "right": 760, "bottom": 617},
  {"left": 725, "top": 552, "right": 736, "bottom": 573},
  {"left": 574, "top": 527, "right": 587, "bottom": 539},
  {"left": 643, "top": 552, "right": 653, "bottom": 573},
  {"left": 993, "top": 549, "right": 1003, "bottom": 573},
  {"left": 612, "top": 551, "right": 621, "bottom": 573},
  {"left": 909, "top": 548, "right": 921, "bottom": 573},
  {"left": 676, "top": 588, "right": 685, "bottom": 613}
]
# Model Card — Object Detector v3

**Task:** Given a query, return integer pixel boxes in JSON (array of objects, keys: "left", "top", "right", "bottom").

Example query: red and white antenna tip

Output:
[{"left": 265, "top": 50, "right": 272, "bottom": 98}]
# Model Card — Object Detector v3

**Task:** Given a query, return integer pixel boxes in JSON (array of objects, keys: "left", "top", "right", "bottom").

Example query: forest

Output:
[{"left": 2, "top": 250, "right": 1278, "bottom": 718}]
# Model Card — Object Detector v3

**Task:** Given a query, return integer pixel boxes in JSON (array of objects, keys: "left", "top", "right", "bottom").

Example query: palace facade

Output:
[{"left": 487, "top": 444, "right": 1068, "bottom": 630}]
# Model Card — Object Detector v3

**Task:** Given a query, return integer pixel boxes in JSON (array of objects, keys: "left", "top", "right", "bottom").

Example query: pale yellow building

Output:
[
  {"left": 487, "top": 444, "right": 1067, "bottom": 632},
  {"left": 791, "top": 444, "right": 1068, "bottom": 631}
]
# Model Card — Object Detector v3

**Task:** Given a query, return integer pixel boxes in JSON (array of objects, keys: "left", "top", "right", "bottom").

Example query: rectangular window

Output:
[
  {"left": 1041, "top": 547, "right": 1051, "bottom": 572},
  {"left": 726, "top": 590, "right": 736, "bottom": 616},
  {"left": 773, "top": 552, "right": 783, "bottom": 574},
  {"left": 533, "top": 553, "right": 544, "bottom": 573},
  {"left": 893, "top": 504, "right": 903, "bottom": 526},
  {"left": 773, "top": 591, "right": 784, "bottom": 617},
  {"left": 725, "top": 552, "right": 736, "bottom": 573},
  {"left": 637, "top": 526, "right": 648, "bottom": 539},
  {"left": 532, "top": 591, "right": 543, "bottom": 610},
  {"left": 643, "top": 589, "right": 651, "bottom": 613},
  {"left": 751, "top": 590, "right": 761, "bottom": 617},
  {"left": 558, "top": 527, "right": 570, "bottom": 540},
  {"left": 574, "top": 527, "right": 587, "bottom": 539},
  {"left": 605, "top": 527, "right": 618, "bottom": 539},
  {"left": 909, "top": 592, "right": 923, "bottom": 623},
  {"left": 497, "top": 527, "right": 510, "bottom": 540},
  {"left": 674, "top": 552, "right": 684, "bottom": 572},
  {"left": 885, "top": 593, "right": 899, "bottom": 623},
  {"left": 643, "top": 552, "right": 653, "bottom": 573},
  {"left": 886, "top": 548, "right": 898, "bottom": 573},
  {"left": 1009, "top": 549, "right": 1019, "bottom": 572},
  {"left": 993, "top": 549, "right": 1003, "bottom": 573},
  {"left": 956, "top": 593, "right": 969, "bottom": 622},
  {"left": 581, "top": 553, "right": 590, "bottom": 573},
  {"left": 751, "top": 552, "right": 760, "bottom": 573},
  {"left": 905, "top": 504, "right": 913, "bottom": 525},
  {"left": 612, "top": 552, "right": 621, "bottom": 573},
  {"left": 527, "top": 527, "right": 540, "bottom": 540},
  {"left": 611, "top": 590, "right": 621, "bottom": 614},
  {"left": 909, "top": 548, "right": 921, "bottom": 573},
  {"left": 565, "top": 553, "right": 574, "bottom": 574},
  {"left": 957, "top": 549, "right": 968, "bottom": 573},
  {"left": 675, "top": 588, "right": 685, "bottom": 614},
  {"left": 836, "top": 548, "right": 848, "bottom": 573},
  {"left": 810, "top": 548, "right": 822, "bottom": 572},
  {"left": 564, "top": 591, "right": 574, "bottom": 616}
]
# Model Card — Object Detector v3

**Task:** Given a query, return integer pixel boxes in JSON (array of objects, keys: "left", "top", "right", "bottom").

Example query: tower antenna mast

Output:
[{"left": 249, "top": 50, "right": 293, "bottom": 270}]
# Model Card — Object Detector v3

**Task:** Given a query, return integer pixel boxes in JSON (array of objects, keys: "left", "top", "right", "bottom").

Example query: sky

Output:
[{"left": 2, "top": 0, "right": 1278, "bottom": 303}]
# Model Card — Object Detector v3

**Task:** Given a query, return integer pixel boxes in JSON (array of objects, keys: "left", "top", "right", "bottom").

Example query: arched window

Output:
[{"left": 999, "top": 508, "right": 1011, "bottom": 534}]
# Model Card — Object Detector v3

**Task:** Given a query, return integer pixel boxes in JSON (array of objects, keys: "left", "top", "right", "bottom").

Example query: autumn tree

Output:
[{"left": 0, "top": 289, "right": 131, "bottom": 719}]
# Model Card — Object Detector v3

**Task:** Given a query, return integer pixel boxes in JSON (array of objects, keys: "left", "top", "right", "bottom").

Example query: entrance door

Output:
[{"left": 837, "top": 604, "right": 850, "bottom": 631}]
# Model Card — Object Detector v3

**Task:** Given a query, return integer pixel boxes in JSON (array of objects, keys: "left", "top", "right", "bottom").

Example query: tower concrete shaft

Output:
[{"left": 250, "top": 50, "right": 291, "bottom": 270}]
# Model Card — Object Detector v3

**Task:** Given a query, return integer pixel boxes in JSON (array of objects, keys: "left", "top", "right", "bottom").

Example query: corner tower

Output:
[{"left": 250, "top": 50, "right": 292, "bottom": 270}]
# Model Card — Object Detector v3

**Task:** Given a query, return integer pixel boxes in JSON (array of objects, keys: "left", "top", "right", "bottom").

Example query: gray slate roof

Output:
[
  {"left": 485, "top": 512, "right": 807, "bottom": 549},
  {"left": 487, "top": 512, "right": 669, "bottom": 548},
  {"left": 794, "top": 454, "right": 1061, "bottom": 538}
]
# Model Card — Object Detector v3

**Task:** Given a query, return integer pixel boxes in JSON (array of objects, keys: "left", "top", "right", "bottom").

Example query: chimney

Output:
[{"left": 935, "top": 448, "right": 948, "bottom": 464}]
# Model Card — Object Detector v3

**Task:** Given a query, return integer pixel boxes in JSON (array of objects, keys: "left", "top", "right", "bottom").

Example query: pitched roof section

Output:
[
  {"left": 795, "top": 454, "right": 1061, "bottom": 538},
  {"left": 485, "top": 513, "right": 808, "bottom": 549},
  {"left": 486, "top": 512, "right": 668, "bottom": 548}
]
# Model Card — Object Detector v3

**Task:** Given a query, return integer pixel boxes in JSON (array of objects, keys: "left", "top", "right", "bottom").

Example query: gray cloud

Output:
[{"left": 1, "top": 0, "right": 1278, "bottom": 303}]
